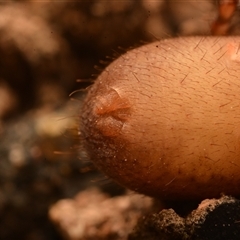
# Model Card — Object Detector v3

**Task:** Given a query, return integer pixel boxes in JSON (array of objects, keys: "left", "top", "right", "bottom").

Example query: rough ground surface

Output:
[
  {"left": 50, "top": 192, "right": 240, "bottom": 240},
  {"left": 49, "top": 188, "right": 154, "bottom": 240},
  {"left": 130, "top": 195, "right": 240, "bottom": 240}
]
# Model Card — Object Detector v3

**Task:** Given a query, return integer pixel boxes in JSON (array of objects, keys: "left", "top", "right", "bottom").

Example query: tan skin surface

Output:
[{"left": 81, "top": 36, "right": 240, "bottom": 200}]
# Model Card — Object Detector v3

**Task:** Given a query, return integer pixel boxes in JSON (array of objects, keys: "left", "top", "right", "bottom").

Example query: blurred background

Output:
[{"left": 0, "top": 1, "right": 239, "bottom": 240}]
